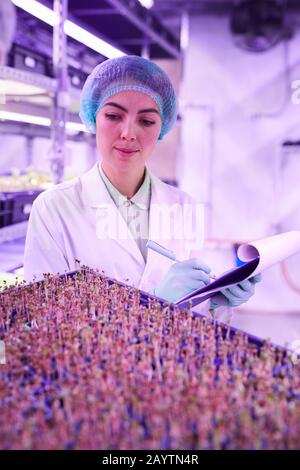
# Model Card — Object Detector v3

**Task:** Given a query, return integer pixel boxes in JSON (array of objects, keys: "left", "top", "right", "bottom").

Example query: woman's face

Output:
[{"left": 95, "top": 90, "right": 162, "bottom": 174}]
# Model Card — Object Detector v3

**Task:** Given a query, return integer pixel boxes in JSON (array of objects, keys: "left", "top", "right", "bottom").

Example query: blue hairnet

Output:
[{"left": 79, "top": 55, "right": 177, "bottom": 140}]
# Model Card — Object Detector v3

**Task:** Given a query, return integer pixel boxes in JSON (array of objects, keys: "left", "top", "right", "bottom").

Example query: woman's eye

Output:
[
  {"left": 140, "top": 119, "right": 155, "bottom": 126},
  {"left": 105, "top": 114, "right": 120, "bottom": 121}
]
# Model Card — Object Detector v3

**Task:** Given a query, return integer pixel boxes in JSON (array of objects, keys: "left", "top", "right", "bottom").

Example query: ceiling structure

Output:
[
  {"left": 2, "top": 0, "right": 300, "bottom": 139},
  {"left": 13, "top": 1, "right": 300, "bottom": 60},
  {"left": 8, "top": 0, "right": 300, "bottom": 77}
]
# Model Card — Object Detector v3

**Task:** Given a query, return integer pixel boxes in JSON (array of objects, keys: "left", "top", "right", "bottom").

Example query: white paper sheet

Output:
[{"left": 238, "top": 230, "right": 300, "bottom": 276}]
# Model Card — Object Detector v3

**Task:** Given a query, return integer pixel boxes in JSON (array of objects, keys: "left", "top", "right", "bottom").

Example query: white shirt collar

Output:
[{"left": 97, "top": 162, "right": 151, "bottom": 211}]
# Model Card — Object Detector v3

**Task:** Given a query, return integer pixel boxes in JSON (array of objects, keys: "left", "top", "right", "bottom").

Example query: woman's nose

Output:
[{"left": 120, "top": 119, "right": 137, "bottom": 141}]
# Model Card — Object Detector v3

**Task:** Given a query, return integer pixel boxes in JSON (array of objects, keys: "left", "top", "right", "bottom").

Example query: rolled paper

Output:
[
  {"left": 176, "top": 230, "right": 300, "bottom": 307},
  {"left": 238, "top": 230, "right": 300, "bottom": 277}
]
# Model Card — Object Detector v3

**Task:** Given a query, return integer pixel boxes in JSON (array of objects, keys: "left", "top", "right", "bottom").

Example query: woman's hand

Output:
[
  {"left": 210, "top": 273, "right": 262, "bottom": 309},
  {"left": 154, "top": 258, "right": 212, "bottom": 303}
]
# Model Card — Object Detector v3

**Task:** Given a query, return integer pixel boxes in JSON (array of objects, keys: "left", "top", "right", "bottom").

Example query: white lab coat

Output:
[{"left": 24, "top": 162, "right": 209, "bottom": 314}]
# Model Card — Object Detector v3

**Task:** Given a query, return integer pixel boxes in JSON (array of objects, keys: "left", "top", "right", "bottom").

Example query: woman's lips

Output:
[{"left": 115, "top": 147, "right": 139, "bottom": 156}]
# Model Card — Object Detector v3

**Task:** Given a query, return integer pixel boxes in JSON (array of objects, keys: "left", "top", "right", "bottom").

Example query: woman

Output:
[{"left": 24, "top": 55, "right": 260, "bottom": 310}]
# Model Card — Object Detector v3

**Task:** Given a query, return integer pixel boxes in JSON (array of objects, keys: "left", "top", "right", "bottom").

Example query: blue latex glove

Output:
[
  {"left": 210, "top": 273, "right": 262, "bottom": 309},
  {"left": 154, "top": 258, "right": 212, "bottom": 303}
]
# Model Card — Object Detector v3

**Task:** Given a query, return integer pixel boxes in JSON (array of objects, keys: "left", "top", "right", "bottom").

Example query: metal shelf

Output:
[
  {"left": 0, "top": 65, "right": 57, "bottom": 93},
  {"left": 0, "top": 221, "right": 28, "bottom": 244},
  {"left": 0, "top": 65, "right": 81, "bottom": 101},
  {"left": 0, "top": 65, "right": 84, "bottom": 139}
]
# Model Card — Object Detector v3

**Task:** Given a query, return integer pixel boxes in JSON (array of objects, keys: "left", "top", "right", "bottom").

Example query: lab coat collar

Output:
[
  {"left": 79, "top": 162, "right": 180, "bottom": 278},
  {"left": 80, "top": 163, "right": 150, "bottom": 267},
  {"left": 80, "top": 162, "right": 166, "bottom": 209},
  {"left": 130, "top": 169, "right": 151, "bottom": 210},
  {"left": 81, "top": 162, "right": 114, "bottom": 208},
  {"left": 97, "top": 162, "right": 151, "bottom": 211}
]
